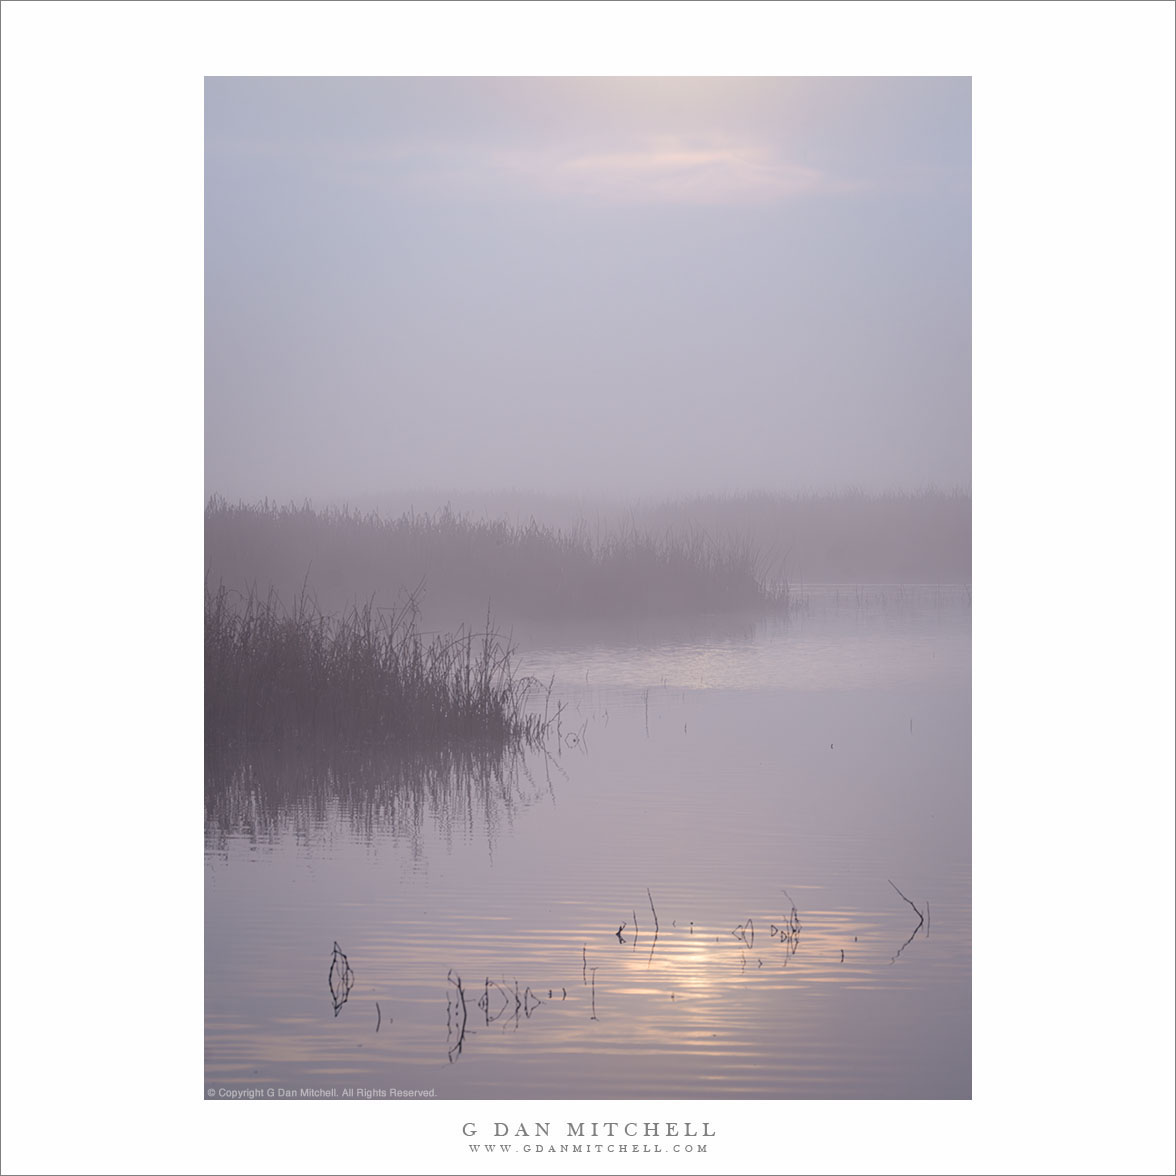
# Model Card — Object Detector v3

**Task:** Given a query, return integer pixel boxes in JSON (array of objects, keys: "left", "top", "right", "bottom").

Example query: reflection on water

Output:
[
  {"left": 513, "top": 584, "right": 971, "bottom": 694},
  {"left": 205, "top": 587, "right": 970, "bottom": 1099},
  {"left": 401, "top": 883, "right": 936, "bottom": 1074},
  {"left": 205, "top": 739, "right": 557, "bottom": 854}
]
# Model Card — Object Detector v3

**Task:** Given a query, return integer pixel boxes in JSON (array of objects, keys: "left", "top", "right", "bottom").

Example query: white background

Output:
[{"left": 2, "top": 3, "right": 1173, "bottom": 1174}]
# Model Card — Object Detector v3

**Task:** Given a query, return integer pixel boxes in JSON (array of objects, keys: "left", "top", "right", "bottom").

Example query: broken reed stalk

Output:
[
  {"left": 731, "top": 918, "right": 754, "bottom": 948},
  {"left": 888, "top": 879, "right": 926, "bottom": 929},
  {"left": 446, "top": 970, "right": 469, "bottom": 1062},
  {"left": 645, "top": 889, "right": 661, "bottom": 968},
  {"left": 328, "top": 941, "right": 354, "bottom": 1016}
]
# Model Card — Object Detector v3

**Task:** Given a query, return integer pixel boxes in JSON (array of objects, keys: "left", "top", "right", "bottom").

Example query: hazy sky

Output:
[{"left": 205, "top": 77, "right": 970, "bottom": 502}]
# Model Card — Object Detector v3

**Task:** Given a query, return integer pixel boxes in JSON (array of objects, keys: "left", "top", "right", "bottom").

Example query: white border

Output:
[{"left": 2, "top": 3, "right": 1174, "bottom": 1174}]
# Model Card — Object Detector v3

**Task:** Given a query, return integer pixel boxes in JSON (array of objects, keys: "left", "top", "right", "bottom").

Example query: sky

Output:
[{"left": 205, "top": 76, "right": 971, "bottom": 503}]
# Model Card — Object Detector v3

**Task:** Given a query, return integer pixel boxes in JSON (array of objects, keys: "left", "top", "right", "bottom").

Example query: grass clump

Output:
[{"left": 205, "top": 583, "right": 551, "bottom": 754}]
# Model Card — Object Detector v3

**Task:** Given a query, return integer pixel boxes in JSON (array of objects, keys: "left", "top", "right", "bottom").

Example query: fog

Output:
[{"left": 205, "top": 77, "right": 970, "bottom": 503}]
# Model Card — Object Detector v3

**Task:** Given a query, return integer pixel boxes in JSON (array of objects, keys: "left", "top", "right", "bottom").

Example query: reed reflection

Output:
[
  {"left": 445, "top": 972, "right": 566, "bottom": 1063},
  {"left": 204, "top": 739, "right": 552, "bottom": 851},
  {"left": 310, "top": 882, "right": 939, "bottom": 1071}
]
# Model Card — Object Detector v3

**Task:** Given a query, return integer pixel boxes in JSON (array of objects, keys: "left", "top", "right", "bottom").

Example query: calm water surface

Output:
[{"left": 205, "top": 585, "right": 970, "bottom": 1099}]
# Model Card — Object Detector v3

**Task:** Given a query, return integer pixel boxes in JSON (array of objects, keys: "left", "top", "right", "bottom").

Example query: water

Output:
[{"left": 205, "top": 585, "right": 971, "bottom": 1099}]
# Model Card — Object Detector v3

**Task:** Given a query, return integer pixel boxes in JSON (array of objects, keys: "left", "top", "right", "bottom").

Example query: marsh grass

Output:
[
  {"left": 205, "top": 582, "right": 551, "bottom": 754},
  {"left": 204, "top": 498, "right": 786, "bottom": 623}
]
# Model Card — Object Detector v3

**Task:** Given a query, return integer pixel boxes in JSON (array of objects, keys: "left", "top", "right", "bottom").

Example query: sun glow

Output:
[{"left": 503, "top": 136, "right": 837, "bottom": 206}]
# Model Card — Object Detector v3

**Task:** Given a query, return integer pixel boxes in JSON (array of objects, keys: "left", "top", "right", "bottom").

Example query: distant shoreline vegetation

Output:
[
  {"left": 204, "top": 497, "right": 787, "bottom": 624},
  {"left": 332, "top": 486, "right": 972, "bottom": 588}
]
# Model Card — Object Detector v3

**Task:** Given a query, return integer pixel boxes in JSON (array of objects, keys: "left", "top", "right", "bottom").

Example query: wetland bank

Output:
[{"left": 205, "top": 491, "right": 971, "bottom": 1100}]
